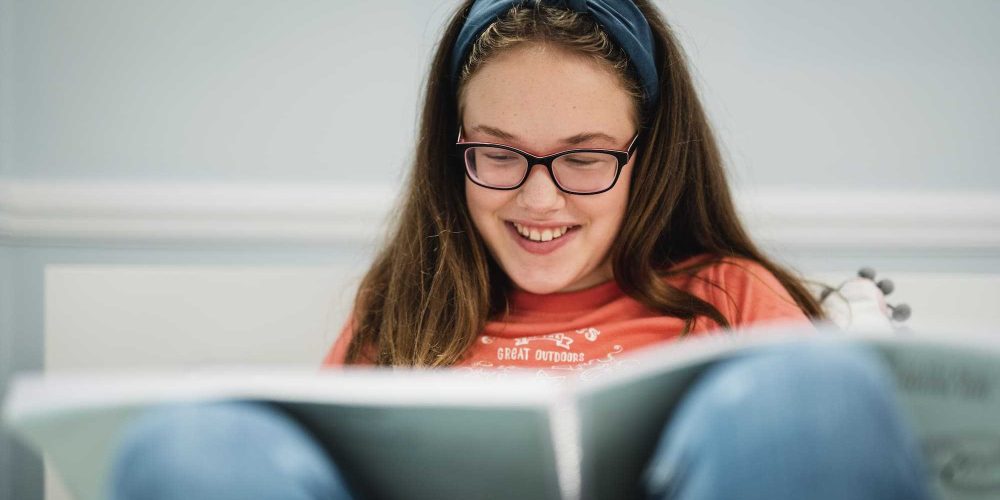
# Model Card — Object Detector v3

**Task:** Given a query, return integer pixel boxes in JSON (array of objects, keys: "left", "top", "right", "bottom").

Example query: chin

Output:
[
  {"left": 512, "top": 279, "right": 568, "bottom": 295},
  {"left": 506, "top": 267, "right": 579, "bottom": 294}
]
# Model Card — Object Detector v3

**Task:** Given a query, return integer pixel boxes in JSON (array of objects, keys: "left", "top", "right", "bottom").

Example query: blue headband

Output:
[{"left": 451, "top": 0, "right": 659, "bottom": 107}]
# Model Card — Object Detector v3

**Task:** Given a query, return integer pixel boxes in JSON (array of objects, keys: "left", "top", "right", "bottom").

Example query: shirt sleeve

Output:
[{"left": 708, "top": 258, "right": 815, "bottom": 330}]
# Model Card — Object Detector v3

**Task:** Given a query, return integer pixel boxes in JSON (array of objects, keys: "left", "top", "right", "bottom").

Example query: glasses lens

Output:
[
  {"left": 465, "top": 147, "right": 528, "bottom": 188},
  {"left": 552, "top": 152, "right": 619, "bottom": 193}
]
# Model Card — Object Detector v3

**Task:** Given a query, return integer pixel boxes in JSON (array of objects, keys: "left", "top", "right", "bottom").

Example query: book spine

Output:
[{"left": 549, "top": 397, "right": 582, "bottom": 500}]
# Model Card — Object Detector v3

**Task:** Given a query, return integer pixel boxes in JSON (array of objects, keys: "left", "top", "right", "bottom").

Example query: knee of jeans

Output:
[
  {"left": 109, "top": 400, "right": 341, "bottom": 495},
  {"left": 643, "top": 342, "right": 928, "bottom": 499},
  {"left": 669, "top": 342, "right": 898, "bottom": 445}
]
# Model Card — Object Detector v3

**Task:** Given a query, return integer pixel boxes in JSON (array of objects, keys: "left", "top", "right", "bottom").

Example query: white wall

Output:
[{"left": 43, "top": 265, "right": 360, "bottom": 370}]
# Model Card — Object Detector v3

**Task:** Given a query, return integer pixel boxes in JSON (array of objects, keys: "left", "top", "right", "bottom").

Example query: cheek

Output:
[
  {"left": 464, "top": 179, "right": 488, "bottom": 224},
  {"left": 596, "top": 164, "right": 632, "bottom": 230},
  {"left": 464, "top": 180, "right": 507, "bottom": 233}
]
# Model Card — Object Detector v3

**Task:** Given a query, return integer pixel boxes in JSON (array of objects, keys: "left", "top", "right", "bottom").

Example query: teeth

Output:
[{"left": 512, "top": 223, "right": 573, "bottom": 242}]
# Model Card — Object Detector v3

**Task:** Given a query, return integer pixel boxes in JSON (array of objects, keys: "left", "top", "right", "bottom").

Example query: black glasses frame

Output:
[{"left": 455, "top": 127, "right": 641, "bottom": 195}]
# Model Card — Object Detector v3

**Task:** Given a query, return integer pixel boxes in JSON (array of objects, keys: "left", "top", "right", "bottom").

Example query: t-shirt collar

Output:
[{"left": 508, "top": 279, "right": 623, "bottom": 315}]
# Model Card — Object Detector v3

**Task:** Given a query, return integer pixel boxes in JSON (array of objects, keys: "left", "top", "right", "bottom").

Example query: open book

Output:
[{"left": 3, "top": 326, "right": 999, "bottom": 500}]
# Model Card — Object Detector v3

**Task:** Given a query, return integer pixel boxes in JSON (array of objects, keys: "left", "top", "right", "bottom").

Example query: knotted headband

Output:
[{"left": 450, "top": 0, "right": 659, "bottom": 106}]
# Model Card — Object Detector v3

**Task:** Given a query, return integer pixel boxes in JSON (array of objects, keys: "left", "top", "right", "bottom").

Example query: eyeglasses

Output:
[{"left": 455, "top": 126, "right": 640, "bottom": 195}]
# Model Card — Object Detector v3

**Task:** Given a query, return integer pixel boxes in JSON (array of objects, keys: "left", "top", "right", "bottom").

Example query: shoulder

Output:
[
  {"left": 321, "top": 317, "right": 355, "bottom": 367},
  {"left": 668, "top": 254, "right": 812, "bottom": 329},
  {"left": 697, "top": 256, "right": 784, "bottom": 292},
  {"left": 321, "top": 316, "right": 378, "bottom": 367},
  {"left": 666, "top": 254, "right": 775, "bottom": 286}
]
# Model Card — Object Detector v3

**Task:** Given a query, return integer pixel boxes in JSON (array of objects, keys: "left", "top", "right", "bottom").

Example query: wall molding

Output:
[
  {"left": 1, "top": 180, "right": 998, "bottom": 252},
  {"left": 0, "top": 181, "right": 397, "bottom": 245},
  {"left": 735, "top": 188, "right": 1000, "bottom": 252}
]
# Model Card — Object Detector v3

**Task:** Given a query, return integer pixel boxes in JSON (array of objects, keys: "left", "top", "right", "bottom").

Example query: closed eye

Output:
[{"left": 486, "top": 153, "right": 518, "bottom": 161}]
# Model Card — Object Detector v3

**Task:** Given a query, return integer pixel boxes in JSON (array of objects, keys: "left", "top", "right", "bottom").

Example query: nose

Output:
[{"left": 516, "top": 163, "right": 564, "bottom": 212}]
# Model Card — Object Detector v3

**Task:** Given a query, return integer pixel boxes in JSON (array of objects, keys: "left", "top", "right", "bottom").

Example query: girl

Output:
[
  {"left": 110, "top": 1, "right": 936, "bottom": 499},
  {"left": 324, "top": 0, "right": 824, "bottom": 369}
]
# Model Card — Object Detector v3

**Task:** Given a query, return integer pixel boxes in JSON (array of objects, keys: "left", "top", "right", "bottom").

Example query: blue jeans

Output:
[{"left": 108, "top": 343, "right": 936, "bottom": 500}]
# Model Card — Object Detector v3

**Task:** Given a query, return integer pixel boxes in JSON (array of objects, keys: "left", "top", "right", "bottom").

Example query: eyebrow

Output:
[{"left": 471, "top": 124, "right": 619, "bottom": 147}]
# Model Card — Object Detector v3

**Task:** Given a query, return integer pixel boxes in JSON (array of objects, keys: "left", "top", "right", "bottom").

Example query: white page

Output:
[
  {"left": 3, "top": 368, "right": 566, "bottom": 500},
  {"left": 5, "top": 327, "right": 998, "bottom": 500},
  {"left": 569, "top": 326, "right": 1000, "bottom": 500}
]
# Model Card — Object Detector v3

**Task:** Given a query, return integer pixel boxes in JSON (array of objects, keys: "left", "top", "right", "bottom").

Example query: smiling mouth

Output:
[{"left": 510, "top": 222, "right": 580, "bottom": 242}]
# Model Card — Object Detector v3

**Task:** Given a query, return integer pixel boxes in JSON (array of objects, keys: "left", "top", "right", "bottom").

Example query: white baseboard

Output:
[
  {"left": 1, "top": 180, "right": 998, "bottom": 252},
  {"left": 0, "top": 180, "right": 397, "bottom": 244}
]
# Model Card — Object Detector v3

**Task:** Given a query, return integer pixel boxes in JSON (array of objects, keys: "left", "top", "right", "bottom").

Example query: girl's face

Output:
[{"left": 460, "top": 43, "right": 638, "bottom": 294}]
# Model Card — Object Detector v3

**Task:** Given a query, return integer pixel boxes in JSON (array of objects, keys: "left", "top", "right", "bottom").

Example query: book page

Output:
[
  {"left": 3, "top": 368, "right": 565, "bottom": 500},
  {"left": 569, "top": 328, "right": 1000, "bottom": 500},
  {"left": 873, "top": 338, "right": 1000, "bottom": 500}
]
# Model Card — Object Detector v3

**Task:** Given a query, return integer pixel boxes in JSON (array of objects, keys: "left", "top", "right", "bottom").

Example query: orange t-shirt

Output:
[{"left": 322, "top": 256, "right": 813, "bottom": 373}]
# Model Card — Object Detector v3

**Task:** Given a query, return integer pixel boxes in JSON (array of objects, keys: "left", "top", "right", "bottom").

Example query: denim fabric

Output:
[
  {"left": 108, "top": 401, "right": 356, "bottom": 500},
  {"left": 641, "top": 342, "right": 936, "bottom": 500},
  {"left": 108, "top": 343, "right": 935, "bottom": 500}
]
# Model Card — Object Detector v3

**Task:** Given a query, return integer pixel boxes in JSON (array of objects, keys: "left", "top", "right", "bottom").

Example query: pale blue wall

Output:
[
  {"left": 668, "top": 0, "right": 1000, "bottom": 190},
  {"left": 0, "top": 246, "right": 22, "bottom": 500},
  {"left": 5, "top": 0, "right": 455, "bottom": 183},
  {"left": 2, "top": 0, "right": 998, "bottom": 187},
  {"left": 0, "top": 246, "right": 46, "bottom": 500}
]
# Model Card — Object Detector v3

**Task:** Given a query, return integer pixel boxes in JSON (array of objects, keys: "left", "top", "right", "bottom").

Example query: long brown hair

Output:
[{"left": 346, "top": 1, "right": 824, "bottom": 366}]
